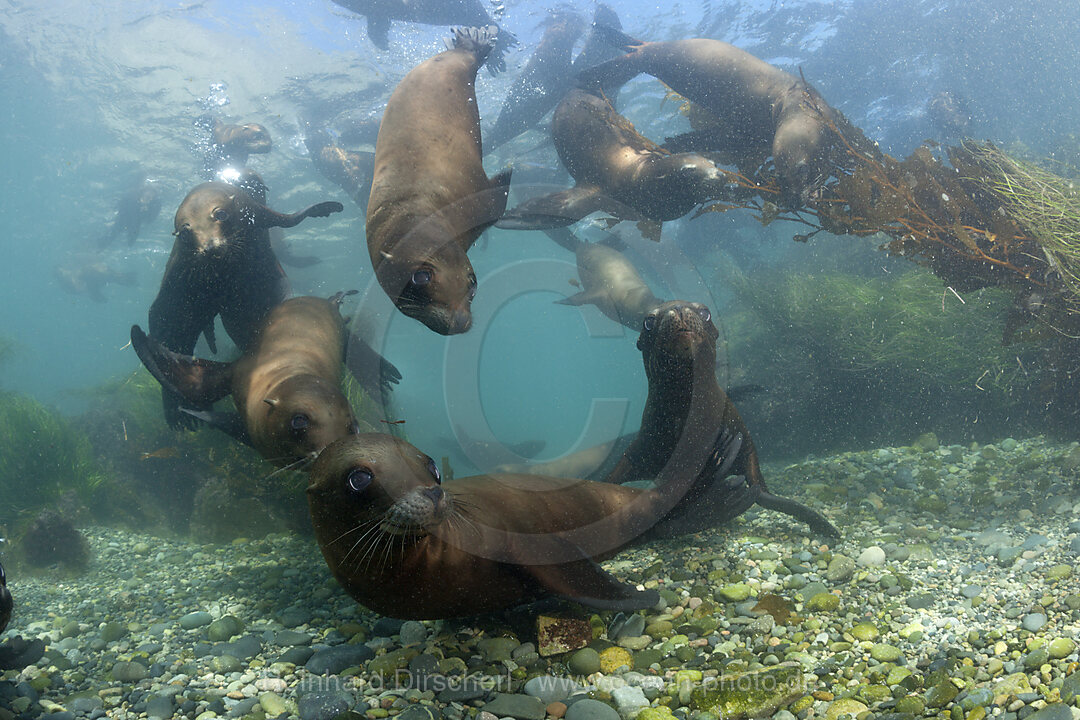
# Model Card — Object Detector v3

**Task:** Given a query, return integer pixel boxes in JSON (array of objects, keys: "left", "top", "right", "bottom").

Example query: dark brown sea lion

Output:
[
  {"left": 545, "top": 227, "right": 663, "bottom": 330},
  {"left": 607, "top": 300, "right": 839, "bottom": 536},
  {"left": 484, "top": 9, "right": 585, "bottom": 152},
  {"left": 307, "top": 425, "right": 741, "bottom": 619},
  {"left": 304, "top": 125, "right": 376, "bottom": 213},
  {"left": 148, "top": 181, "right": 342, "bottom": 428},
  {"left": 132, "top": 294, "right": 360, "bottom": 467},
  {"left": 0, "top": 562, "right": 11, "bottom": 633},
  {"left": 367, "top": 26, "right": 512, "bottom": 335},
  {"left": 331, "top": 0, "right": 516, "bottom": 70},
  {"left": 580, "top": 29, "right": 841, "bottom": 205},
  {"left": 96, "top": 174, "right": 161, "bottom": 247},
  {"left": 496, "top": 86, "right": 737, "bottom": 233}
]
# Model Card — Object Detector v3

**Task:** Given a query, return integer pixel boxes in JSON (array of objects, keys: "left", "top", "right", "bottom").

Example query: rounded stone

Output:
[
  {"left": 565, "top": 699, "right": 620, "bottom": 720},
  {"left": 806, "top": 592, "right": 840, "bottom": 612},
  {"left": 870, "top": 643, "right": 903, "bottom": 662},
  {"left": 850, "top": 623, "right": 879, "bottom": 641},
  {"left": 179, "top": 611, "right": 213, "bottom": 630},
  {"left": 857, "top": 547, "right": 886, "bottom": 568},
  {"left": 568, "top": 648, "right": 601, "bottom": 675},
  {"left": 1048, "top": 638, "right": 1076, "bottom": 659},
  {"left": 1021, "top": 613, "right": 1047, "bottom": 632}
]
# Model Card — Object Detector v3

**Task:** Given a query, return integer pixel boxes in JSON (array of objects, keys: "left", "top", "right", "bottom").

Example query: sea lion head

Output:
[
  {"left": 213, "top": 122, "right": 272, "bottom": 154},
  {"left": 308, "top": 434, "right": 452, "bottom": 546},
  {"left": 372, "top": 224, "right": 477, "bottom": 335},
  {"left": 260, "top": 376, "right": 360, "bottom": 465},
  {"left": 637, "top": 300, "right": 718, "bottom": 374},
  {"left": 174, "top": 182, "right": 289, "bottom": 255}
]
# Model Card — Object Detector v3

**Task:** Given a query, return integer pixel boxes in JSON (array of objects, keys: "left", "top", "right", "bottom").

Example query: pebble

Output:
[
  {"left": 297, "top": 691, "right": 352, "bottom": 720},
  {"left": 524, "top": 676, "right": 582, "bottom": 705},
  {"left": 857, "top": 546, "right": 886, "bottom": 567},
  {"left": 179, "top": 611, "right": 213, "bottom": 630},
  {"left": 482, "top": 693, "right": 546, "bottom": 720},
  {"left": 565, "top": 699, "right": 621, "bottom": 720},
  {"left": 1021, "top": 613, "right": 1047, "bottom": 632},
  {"left": 306, "top": 644, "right": 376, "bottom": 675},
  {"left": 568, "top": 648, "right": 601, "bottom": 675},
  {"left": 825, "top": 555, "right": 855, "bottom": 582}
]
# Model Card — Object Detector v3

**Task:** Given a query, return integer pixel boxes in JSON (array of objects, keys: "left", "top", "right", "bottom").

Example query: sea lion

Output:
[
  {"left": 96, "top": 174, "right": 161, "bottom": 247},
  {"left": 606, "top": 300, "right": 839, "bottom": 536},
  {"left": 496, "top": 86, "right": 737, "bottom": 233},
  {"left": 304, "top": 125, "right": 376, "bottom": 213},
  {"left": 331, "top": 0, "right": 516, "bottom": 71},
  {"left": 366, "top": 26, "right": 512, "bottom": 335},
  {"left": 54, "top": 258, "right": 136, "bottom": 302},
  {"left": 207, "top": 117, "right": 272, "bottom": 170},
  {"left": 307, "top": 425, "right": 741, "bottom": 619},
  {"left": 545, "top": 227, "right": 663, "bottom": 331},
  {"left": 579, "top": 29, "right": 841, "bottom": 205},
  {"left": 133, "top": 294, "right": 360, "bottom": 468},
  {"left": 0, "top": 562, "right": 11, "bottom": 633},
  {"left": 484, "top": 10, "right": 585, "bottom": 152},
  {"left": 493, "top": 433, "right": 635, "bottom": 481},
  {"left": 148, "top": 181, "right": 342, "bottom": 428}
]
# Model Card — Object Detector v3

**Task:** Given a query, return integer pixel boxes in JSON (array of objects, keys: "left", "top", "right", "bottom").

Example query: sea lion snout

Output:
[{"left": 639, "top": 301, "right": 717, "bottom": 359}]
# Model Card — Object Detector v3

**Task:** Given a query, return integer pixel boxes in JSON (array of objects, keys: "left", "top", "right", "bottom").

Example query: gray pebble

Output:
[
  {"left": 145, "top": 694, "right": 174, "bottom": 719},
  {"left": 179, "top": 611, "right": 213, "bottom": 630},
  {"left": 523, "top": 676, "right": 582, "bottom": 705},
  {"left": 297, "top": 691, "right": 353, "bottom": 720},
  {"left": 1021, "top": 613, "right": 1047, "bottom": 632},
  {"left": 399, "top": 621, "right": 428, "bottom": 646},
  {"left": 305, "top": 644, "right": 375, "bottom": 675},
  {"left": 961, "top": 585, "right": 983, "bottom": 599},
  {"left": 565, "top": 698, "right": 620, "bottom": 720},
  {"left": 482, "top": 692, "right": 546, "bottom": 720},
  {"left": 111, "top": 660, "right": 148, "bottom": 683}
]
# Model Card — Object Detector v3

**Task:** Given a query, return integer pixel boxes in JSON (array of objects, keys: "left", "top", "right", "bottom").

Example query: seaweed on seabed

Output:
[
  {"left": 0, "top": 390, "right": 110, "bottom": 528},
  {"left": 20, "top": 509, "right": 90, "bottom": 571}
]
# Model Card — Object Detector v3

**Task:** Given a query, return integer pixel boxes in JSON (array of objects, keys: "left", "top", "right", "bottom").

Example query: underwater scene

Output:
[{"left": 3, "top": 0, "right": 1080, "bottom": 719}]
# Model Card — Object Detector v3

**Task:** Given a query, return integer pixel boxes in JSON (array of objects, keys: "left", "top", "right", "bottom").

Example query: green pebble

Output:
[
  {"left": 646, "top": 620, "right": 674, "bottom": 638},
  {"left": 859, "top": 685, "right": 892, "bottom": 703},
  {"left": 790, "top": 696, "right": 814, "bottom": 714},
  {"left": 717, "top": 583, "right": 752, "bottom": 602},
  {"left": 634, "top": 649, "right": 664, "bottom": 669},
  {"left": 100, "top": 622, "right": 126, "bottom": 643},
  {"left": 1024, "top": 647, "right": 1050, "bottom": 669},
  {"left": 826, "top": 698, "right": 868, "bottom": 720},
  {"left": 1048, "top": 638, "right": 1076, "bottom": 659},
  {"left": 259, "top": 693, "right": 288, "bottom": 717},
  {"left": 569, "top": 648, "right": 601, "bottom": 675},
  {"left": 207, "top": 615, "right": 245, "bottom": 642},
  {"left": 806, "top": 592, "right": 840, "bottom": 612},
  {"left": 895, "top": 696, "right": 925, "bottom": 714},
  {"left": 1046, "top": 564, "right": 1073, "bottom": 581},
  {"left": 924, "top": 681, "right": 959, "bottom": 708},
  {"left": 851, "top": 623, "right": 880, "bottom": 641},
  {"left": 887, "top": 667, "right": 913, "bottom": 686},
  {"left": 210, "top": 655, "right": 243, "bottom": 674},
  {"left": 870, "top": 644, "right": 903, "bottom": 662}
]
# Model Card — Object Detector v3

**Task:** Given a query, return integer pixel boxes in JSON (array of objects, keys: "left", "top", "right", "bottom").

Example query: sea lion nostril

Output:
[{"left": 423, "top": 486, "right": 444, "bottom": 504}]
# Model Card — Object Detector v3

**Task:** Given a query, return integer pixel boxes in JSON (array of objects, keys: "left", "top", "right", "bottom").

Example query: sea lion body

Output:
[
  {"left": 308, "top": 429, "right": 739, "bottom": 619},
  {"left": 581, "top": 32, "right": 837, "bottom": 203},
  {"left": 608, "top": 301, "right": 838, "bottom": 535},
  {"left": 98, "top": 177, "right": 161, "bottom": 247},
  {"left": 133, "top": 295, "right": 359, "bottom": 466},
  {"left": 366, "top": 26, "right": 511, "bottom": 335},
  {"left": 331, "top": 0, "right": 515, "bottom": 69},
  {"left": 497, "top": 87, "right": 727, "bottom": 230},
  {"left": 210, "top": 118, "right": 272, "bottom": 168},
  {"left": 545, "top": 228, "right": 663, "bottom": 330},
  {"left": 0, "top": 562, "right": 11, "bottom": 633},
  {"left": 305, "top": 126, "right": 376, "bottom": 212},
  {"left": 149, "top": 182, "right": 342, "bottom": 427},
  {"left": 54, "top": 259, "right": 135, "bottom": 303},
  {"left": 485, "top": 10, "right": 584, "bottom": 151}
]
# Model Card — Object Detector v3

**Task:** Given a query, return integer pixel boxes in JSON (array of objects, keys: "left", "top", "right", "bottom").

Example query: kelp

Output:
[{"left": 0, "top": 390, "right": 109, "bottom": 526}]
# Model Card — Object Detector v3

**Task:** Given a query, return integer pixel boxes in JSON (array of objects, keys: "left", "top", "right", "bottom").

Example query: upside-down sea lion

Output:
[
  {"left": 367, "top": 26, "right": 512, "bottom": 335},
  {"left": 579, "top": 29, "right": 841, "bottom": 205},
  {"left": 496, "top": 86, "right": 738, "bottom": 234},
  {"left": 331, "top": 0, "right": 516, "bottom": 71},
  {"left": 307, "top": 425, "right": 741, "bottom": 619},
  {"left": 304, "top": 125, "right": 376, "bottom": 213},
  {"left": 148, "top": 181, "right": 343, "bottom": 428},
  {"left": 133, "top": 294, "right": 361, "bottom": 468},
  {"left": 607, "top": 300, "right": 839, "bottom": 536},
  {"left": 544, "top": 227, "right": 663, "bottom": 331},
  {"left": 0, "top": 562, "right": 11, "bottom": 633},
  {"left": 484, "top": 9, "right": 585, "bottom": 152}
]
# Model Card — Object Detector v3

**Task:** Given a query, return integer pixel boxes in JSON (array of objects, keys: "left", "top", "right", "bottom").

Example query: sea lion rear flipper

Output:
[
  {"left": 180, "top": 408, "right": 252, "bottom": 446},
  {"left": 130, "top": 325, "right": 234, "bottom": 406},
  {"left": 575, "top": 26, "right": 646, "bottom": 93},
  {"left": 366, "top": 15, "right": 391, "bottom": 50},
  {"left": 755, "top": 490, "right": 840, "bottom": 538},
  {"left": 516, "top": 534, "right": 658, "bottom": 611},
  {"left": 484, "top": 168, "right": 513, "bottom": 221},
  {"left": 496, "top": 186, "right": 614, "bottom": 230},
  {"left": 555, "top": 291, "right": 592, "bottom": 307},
  {"left": 541, "top": 227, "right": 583, "bottom": 253},
  {"left": 636, "top": 219, "right": 662, "bottom": 242}
]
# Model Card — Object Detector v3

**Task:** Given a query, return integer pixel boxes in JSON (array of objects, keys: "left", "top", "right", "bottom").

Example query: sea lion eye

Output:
[
  {"left": 411, "top": 269, "right": 432, "bottom": 286},
  {"left": 212, "top": 208, "right": 229, "bottom": 222},
  {"left": 347, "top": 468, "right": 373, "bottom": 493},
  {"left": 697, "top": 307, "right": 712, "bottom": 322},
  {"left": 427, "top": 458, "right": 441, "bottom": 483},
  {"left": 643, "top": 315, "right": 656, "bottom": 331},
  {"left": 290, "top": 413, "right": 310, "bottom": 432}
]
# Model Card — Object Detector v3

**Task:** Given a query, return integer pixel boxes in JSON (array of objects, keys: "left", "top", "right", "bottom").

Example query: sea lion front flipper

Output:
[
  {"left": 201, "top": 320, "right": 218, "bottom": 355},
  {"left": 180, "top": 408, "right": 252, "bottom": 447},
  {"left": 515, "top": 534, "right": 659, "bottom": 611},
  {"left": 130, "top": 326, "right": 234, "bottom": 406},
  {"left": 366, "top": 14, "right": 391, "bottom": 50},
  {"left": 755, "top": 490, "right": 840, "bottom": 538},
  {"left": 555, "top": 291, "right": 593, "bottom": 307},
  {"left": 345, "top": 331, "right": 402, "bottom": 399},
  {"left": 253, "top": 200, "right": 345, "bottom": 229}
]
